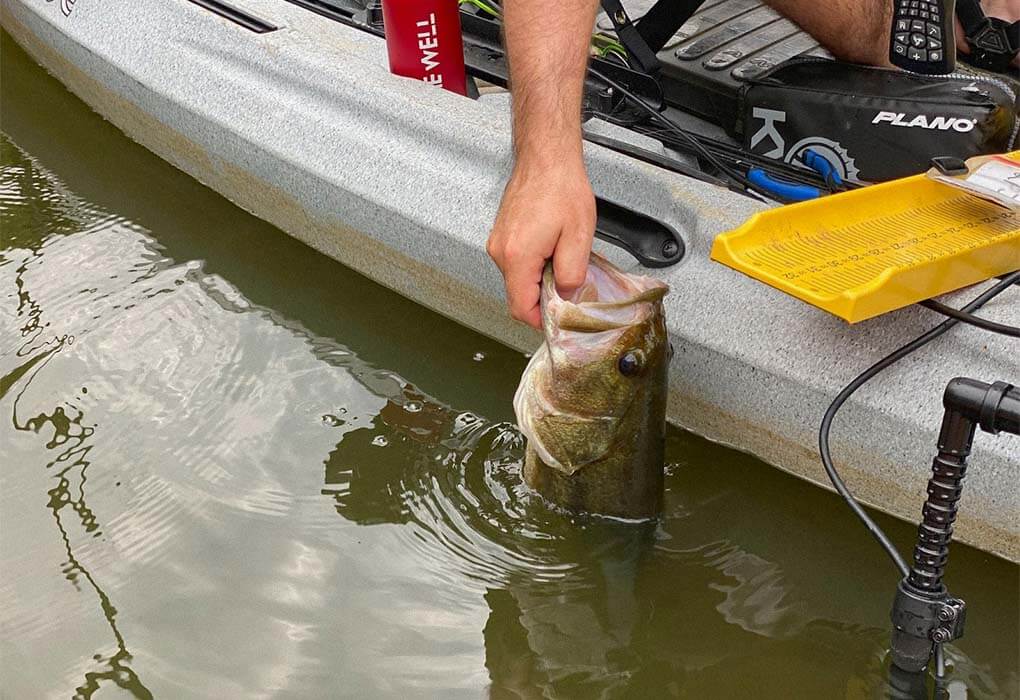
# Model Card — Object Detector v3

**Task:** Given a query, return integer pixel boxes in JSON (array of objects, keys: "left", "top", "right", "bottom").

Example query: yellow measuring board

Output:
[{"left": 710, "top": 154, "right": 1020, "bottom": 323}]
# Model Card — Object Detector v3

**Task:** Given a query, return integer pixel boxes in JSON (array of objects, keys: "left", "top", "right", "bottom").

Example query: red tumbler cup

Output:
[{"left": 380, "top": 0, "right": 468, "bottom": 96}]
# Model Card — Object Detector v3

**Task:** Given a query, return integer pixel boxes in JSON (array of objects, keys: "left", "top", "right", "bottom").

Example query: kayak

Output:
[{"left": 3, "top": 0, "right": 1017, "bottom": 560}]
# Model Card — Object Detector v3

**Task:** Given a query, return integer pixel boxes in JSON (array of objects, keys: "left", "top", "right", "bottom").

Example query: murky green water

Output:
[{"left": 1, "top": 33, "right": 1017, "bottom": 700}]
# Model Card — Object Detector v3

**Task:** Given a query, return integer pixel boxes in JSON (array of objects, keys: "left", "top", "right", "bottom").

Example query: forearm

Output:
[{"left": 503, "top": 0, "right": 600, "bottom": 169}]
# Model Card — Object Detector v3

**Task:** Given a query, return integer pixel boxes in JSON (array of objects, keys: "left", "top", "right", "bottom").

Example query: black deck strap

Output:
[
  {"left": 601, "top": 0, "right": 661, "bottom": 73},
  {"left": 636, "top": 0, "right": 705, "bottom": 53},
  {"left": 956, "top": 0, "right": 1019, "bottom": 73},
  {"left": 956, "top": 0, "right": 982, "bottom": 33},
  {"left": 599, "top": 0, "right": 706, "bottom": 74}
]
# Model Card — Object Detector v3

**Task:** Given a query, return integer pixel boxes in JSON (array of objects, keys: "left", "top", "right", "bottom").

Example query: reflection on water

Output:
[
  {"left": 1, "top": 32, "right": 1018, "bottom": 700},
  {"left": 5, "top": 322, "right": 153, "bottom": 699}
]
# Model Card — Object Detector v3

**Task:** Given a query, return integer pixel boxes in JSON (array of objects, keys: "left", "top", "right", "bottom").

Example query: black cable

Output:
[
  {"left": 819, "top": 272, "right": 1020, "bottom": 579},
  {"left": 587, "top": 66, "right": 858, "bottom": 199},
  {"left": 919, "top": 298, "right": 1020, "bottom": 337},
  {"left": 582, "top": 129, "right": 729, "bottom": 188},
  {"left": 631, "top": 122, "right": 854, "bottom": 193},
  {"left": 586, "top": 65, "right": 780, "bottom": 203}
]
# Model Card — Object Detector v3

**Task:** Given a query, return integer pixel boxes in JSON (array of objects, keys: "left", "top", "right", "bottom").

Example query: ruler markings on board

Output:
[
  {"left": 740, "top": 197, "right": 1017, "bottom": 295},
  {"left": 711, "top": 156, "right": 1020, "bottom": 322}
]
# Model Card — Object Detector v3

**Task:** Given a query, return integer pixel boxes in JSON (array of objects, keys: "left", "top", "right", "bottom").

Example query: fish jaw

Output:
[{"left": 541, "top": 252, "right": 668, "bottom": 336}]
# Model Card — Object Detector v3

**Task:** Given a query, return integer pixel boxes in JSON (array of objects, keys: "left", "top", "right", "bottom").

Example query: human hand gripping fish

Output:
[{"left": 513, "top": 253, "right": 671, "bottom": 519}]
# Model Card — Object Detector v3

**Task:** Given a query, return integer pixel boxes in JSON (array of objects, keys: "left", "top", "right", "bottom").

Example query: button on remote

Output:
[{"left": 890, "top": 0, "right": 955, "bottom": 73}]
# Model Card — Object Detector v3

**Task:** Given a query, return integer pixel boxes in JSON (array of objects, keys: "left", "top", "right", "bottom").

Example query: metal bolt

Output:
[
  {"left": 931, "top": 627, "right": 951, "bottom": 643},
  {"left": 662, "top": 240, "right": 679, "bottom": 258},
  {"left": 614, "top": 9, "right": 627, "bottom": 23},
  {"left": 937, "top": 606, "right": 957, "bottom": 622}
]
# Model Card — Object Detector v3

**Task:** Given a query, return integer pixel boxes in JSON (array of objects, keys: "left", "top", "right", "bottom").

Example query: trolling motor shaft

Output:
[{"left": 890, "top": 378, "right": 1020, "bottom": 673}]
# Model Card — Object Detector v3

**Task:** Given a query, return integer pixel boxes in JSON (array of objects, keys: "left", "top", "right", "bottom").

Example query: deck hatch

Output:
[
  {"left": 185, "top": 0, "right": 279, "bottom": 33},
  {"left": 279, "top": 0, "right": 357, "bottom": 23}
]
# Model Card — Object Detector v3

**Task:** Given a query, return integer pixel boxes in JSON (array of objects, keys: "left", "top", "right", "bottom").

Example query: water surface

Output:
[{"left": 1, "top": 34, "right": 1017, "bottom": 699}]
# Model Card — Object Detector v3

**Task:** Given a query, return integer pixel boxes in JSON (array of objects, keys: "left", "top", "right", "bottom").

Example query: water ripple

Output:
[{"left": 2, "top": 116, "right": 1016, "bottom": 700}]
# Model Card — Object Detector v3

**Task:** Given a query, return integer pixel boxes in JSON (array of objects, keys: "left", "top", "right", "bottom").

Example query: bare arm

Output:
[
  {"left": 503, "top": 0, "right": 598, "bottom": 168},
  {"left": 487, "top": 0, "right": 600, "bottom": 329},
  {"left": 765, "top": 0, "right": 893, "bottom": 66}
]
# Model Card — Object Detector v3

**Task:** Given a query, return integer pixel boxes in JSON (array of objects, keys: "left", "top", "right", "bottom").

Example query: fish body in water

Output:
[{"left": 514, "top": 254, "right": 670, "bottom": 519}]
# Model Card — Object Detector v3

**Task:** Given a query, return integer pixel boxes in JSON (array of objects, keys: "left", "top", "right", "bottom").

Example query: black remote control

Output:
[{"left": 889, "top": 0, "right": 956, "bottom": 73}]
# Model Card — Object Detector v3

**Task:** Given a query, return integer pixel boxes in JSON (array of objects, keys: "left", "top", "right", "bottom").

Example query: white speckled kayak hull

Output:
[{"left": 4, "top": 0, "right": 1017, "bottom": 559}]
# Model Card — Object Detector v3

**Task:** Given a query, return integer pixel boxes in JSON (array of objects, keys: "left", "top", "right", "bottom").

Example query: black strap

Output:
[
  {"left": 601, "top": 0, "right": 661, "bottom": 72},
  {"left": 638, "top": 0, "right": 706, "bottom": 54},
  {"left": 600, "top": 0, "right": 706, "bottom": 74},
  {"left": 956, "top": 0, "right": 988, "bottom": 35},
  {"left": 955, "top": 0, "right": 1019, "bottom": 73}
]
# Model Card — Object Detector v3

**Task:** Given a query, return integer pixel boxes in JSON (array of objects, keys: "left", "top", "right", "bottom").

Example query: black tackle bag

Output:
[{"left": 737, "top": 58, "right": 1019, "bottom": 183}]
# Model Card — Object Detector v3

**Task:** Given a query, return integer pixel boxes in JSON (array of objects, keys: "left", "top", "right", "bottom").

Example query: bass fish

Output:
[{"left": 514, "top": 253, "right": 670, "bottom": 519}]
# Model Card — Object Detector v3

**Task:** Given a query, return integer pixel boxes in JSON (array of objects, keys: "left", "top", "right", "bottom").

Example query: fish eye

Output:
[{"left": 617, "top": 350, "right": 645, "bottom": 377}]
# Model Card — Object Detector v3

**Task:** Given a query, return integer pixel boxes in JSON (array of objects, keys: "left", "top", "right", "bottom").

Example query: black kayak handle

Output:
[{"left": 594, "top": 198, "right": 685, "bottom": 268}]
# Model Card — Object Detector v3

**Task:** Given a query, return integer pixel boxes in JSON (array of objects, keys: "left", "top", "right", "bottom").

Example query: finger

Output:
[
  {"left": 519, "top": 304, "right": 542, "bottom": 329},
  {"left": 506, "top": 282, "right": 542, "bottom": 329},
  {"left": 953, "top": 18, "right": 969, "bottom": 54},
  {"left": 486, "top": 218, "right": 509, "bottom": 266},
  {"left": 552, "top": 227, "right": 593, "bottom": 297},
  {"left": 504, "top": 251, "right": 545, "bottom": 329},
  {"left": 486, "top": 232, "right": 501, "bottom": 264}
]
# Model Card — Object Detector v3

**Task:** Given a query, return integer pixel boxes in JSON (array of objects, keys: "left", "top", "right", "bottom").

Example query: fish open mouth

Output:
[{"left": 542, "top": 253, "right": 668, "bottom": 335}]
